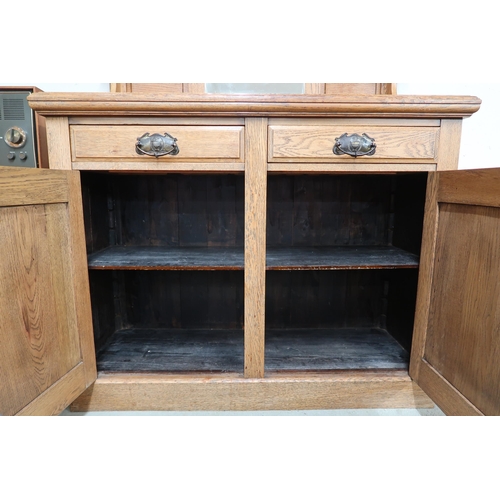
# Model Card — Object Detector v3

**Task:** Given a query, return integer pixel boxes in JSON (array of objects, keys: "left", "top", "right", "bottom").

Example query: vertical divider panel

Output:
[
  {"left": 436, "top": 119, "right": 462, "bottom": 171},
  {"left": 46, "top": 117, "right": 72, "bottom": 170},
  {"left": 244, "top": 118, "right": 268, "bottom": 378}
]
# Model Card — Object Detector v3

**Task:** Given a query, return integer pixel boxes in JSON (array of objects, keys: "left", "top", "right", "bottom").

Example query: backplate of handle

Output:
[
  {"left": 136, "top": 132, "right": 179, "bottom": 157},
  {"left": 333, "top": 133, "right": 376, "bottom": 158}
]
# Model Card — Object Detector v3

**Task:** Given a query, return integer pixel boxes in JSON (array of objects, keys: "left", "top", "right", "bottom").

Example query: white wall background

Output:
[
  {"left": 398, "top": 83, "right": 500, "bottom": 170},
  {"left": 5, "top": 82, "right": 497, "bottom": 171}
]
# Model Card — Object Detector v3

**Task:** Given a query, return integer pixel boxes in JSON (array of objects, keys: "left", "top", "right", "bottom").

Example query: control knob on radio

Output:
[{"left": 4, "top": 126, "right": 27, "bottom": 148}]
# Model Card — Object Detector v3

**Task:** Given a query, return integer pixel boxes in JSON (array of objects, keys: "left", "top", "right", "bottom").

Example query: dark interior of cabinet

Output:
[
  {"left": 264, "top": 173, "right": 426, "bottom": 371},
  {"left": 81, "top": 172, "right": 427, "bottom": 374},
  {"left": 81, "top": 172, "right": 245, "bottom": 373}
]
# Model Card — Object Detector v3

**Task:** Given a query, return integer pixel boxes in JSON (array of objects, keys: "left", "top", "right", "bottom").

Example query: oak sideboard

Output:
[{"left": 2, "top": 91, "right": 499, "bottom": 416}]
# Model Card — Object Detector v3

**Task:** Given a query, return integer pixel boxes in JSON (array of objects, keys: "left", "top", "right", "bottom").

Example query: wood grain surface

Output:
[
  {"left": 0, "top": 167, "right": 96, "bottom": 415},
  {"left": 244, "top": 118, "right": 267, "bottom": 377},
  {"left": 436, "top": 119, "right": 462, "bottom": 171},
  {"left": 28, "top": 93, "right": 481, "bottom": 118},
  {"left": 411, "top": 169, "right": 500, "bottom": 415},
  {"left": 0, "top": 204, "right": 80, "bottom": 414},
  {"left": 46, "top": 117, "right": 72, "bottom": 170},
  {"left": 424, "top": 203, "right": 500, "bottom": 415},
  {"left": 71, "top": 125, "right": 244, "bottom": 162},
  {"left": 70, "top": 371, "right": 433, "bottom": 412},
  {"left": 269, "top": 125, "right": 438, "bottom": 161}
]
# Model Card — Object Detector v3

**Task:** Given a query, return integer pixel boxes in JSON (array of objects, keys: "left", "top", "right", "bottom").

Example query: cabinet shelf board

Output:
[
  {"left": 97, "top": 328, "right": 244, "bottom": 373},
  {"left": 266, "top": 246, "right": 419, "bottom": 270},
  {"left": 88, "top": 246, "right": 245, "bottom": 270},
  {"left": 265, "top": 328, "right": 409, "bottom": 371},
  {"left": 88, "top": 245, "right": 419, "bottom": 271},
  {"left": 95, "top": 327, "right": 408, "bottom": 373}
]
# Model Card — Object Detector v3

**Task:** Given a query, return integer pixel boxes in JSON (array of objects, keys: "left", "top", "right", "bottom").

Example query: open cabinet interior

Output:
[
  {"left": 264, "top": 173, "right": 426, "bottom": 371},
  {"left": 81, "top": 172, "right": 245, "bottom": 373},
  {"left": 81, "top": 171, "right": 427, "bottom": 375}
]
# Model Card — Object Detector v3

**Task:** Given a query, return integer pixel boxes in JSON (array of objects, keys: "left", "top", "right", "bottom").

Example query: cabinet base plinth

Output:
[{"left": 70, "top": 371, "right": 433, "bottom": 412}]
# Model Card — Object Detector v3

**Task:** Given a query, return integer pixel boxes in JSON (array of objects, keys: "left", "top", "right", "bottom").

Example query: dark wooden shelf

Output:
[
  {"left": 88, "top": 245, "right": 418, "bottom": 271},
  {"left": 88, "top": 246, "right": 244, "bottom": 270},
  {"left": 96, "top": 327, "right": 408, "bottom": 373},
  {"left": 265, "top": 328, "right": 409, "bottom": 371},
  {"left": 266, "top": 246, "right": 419, "bottom": 270},
  {"left": 97, "top": 329, "right": 244, "bottom": 372}
]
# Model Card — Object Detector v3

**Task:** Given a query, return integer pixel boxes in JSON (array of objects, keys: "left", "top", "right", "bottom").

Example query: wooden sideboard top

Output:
[{"left": 28, "top": 93, "right": 481, "bottom": 118}]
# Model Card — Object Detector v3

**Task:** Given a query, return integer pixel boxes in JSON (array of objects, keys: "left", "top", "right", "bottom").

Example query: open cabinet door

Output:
[
  {"left": 411, "top": 169, "right": 500, "bottom": 416},
  {"left": 0, "top": 167, "right": 96, "bottom": 416}
]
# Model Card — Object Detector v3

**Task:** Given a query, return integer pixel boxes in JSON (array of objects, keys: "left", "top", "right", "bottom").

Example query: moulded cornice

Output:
[{"left": 28, "top": 93, "right": 482, "bottom": 118}]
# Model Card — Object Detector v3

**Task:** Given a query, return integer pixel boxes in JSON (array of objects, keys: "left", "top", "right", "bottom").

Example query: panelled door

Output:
[
  {"left": 411, "top": 168, "right": 500, "bottom": 416},
  {"left": 0, "top": 166, "right": 96, "bottom": 416}
]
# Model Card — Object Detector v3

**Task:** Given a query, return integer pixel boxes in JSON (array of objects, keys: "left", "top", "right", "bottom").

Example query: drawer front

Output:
[
  {"left": 71, "top": 125, "right": 244, "bottom": 162},
  {"left": 269, "top": 125, "right": 439, "bottom": 162}
]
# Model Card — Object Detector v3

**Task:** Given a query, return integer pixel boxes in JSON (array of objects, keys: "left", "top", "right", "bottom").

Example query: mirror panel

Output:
[{"left": 205, "top": 83, "right": 305, "bottom": 94}]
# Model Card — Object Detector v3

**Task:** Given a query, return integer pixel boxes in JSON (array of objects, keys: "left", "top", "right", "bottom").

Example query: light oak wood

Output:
[
  {"left": 268, "top": 163, "right": 436, "bottom": 173},
  {"left": 269, "top": 118, "right": 441, "bottom": 127},
  {"left": 70, "top": 125, "right": 244, "bottom": 164},
  {"left": 0, "top": 203, "right": 80, "bottom": 414},
  {"left": 110, "top": 83, "right": 129, "bottom": 92},
  {"left": 377, "top": 83, "right": 397, "bottom": 95},
  {"left": 304, "top": 83, "right": 325, "bottom": 94},
  {"left": 183, "top": 83, "right": 206, "bottom": 93},
  {"left": 0, "top": 166, "right": 96, "bottom": 416},
  {"left": 410, "top": 173, "right": 439, "bottom": 381},
  {"left": 436, "top": 119, "right": 463, "bottom": 171},
  {"left": 69, "top": 117, "right": 245, "bottom": 126},
  {"left": 71, "top": 371, "right": 433, "bottom": 412},
  {"left": 269, "top": 124, "right": 439, "bottom": 162},
  {"left": 426, "top": 203, "right": 500, "bottom": 415},
  {"left": 0, "top": 167, "right": 70, "bottom": 206},
  {"left": 324, "top": 83, "right": 396, "bottom": 95},
  {"left": 73, "top": 162, "right": 245, "bottom": 172},
  {"left": 411, "top": 169, "right": 500, "bottom": 415},
  {"left": 416, "top": 361, "right": 483, "bottom": 416},
  {"left": 46, "top": 117, "right": 72, "bottom": 170},
  {"left": 16, "top": 364, "right": 89, "bottom": 416},
  {"left": 244, "top": 118, "right": 267, "bottom": 378},
  {"left": 28, "top": 93, "right": 481, "bottom": 118},
  {"left": 66, "top": 172, "right": 96, "bottom": 387},
  {"left": 438, "top": 168, "right": 500, "bottom": 208}
]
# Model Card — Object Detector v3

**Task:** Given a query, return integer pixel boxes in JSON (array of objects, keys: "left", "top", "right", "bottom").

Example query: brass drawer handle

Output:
[
  {"left": 333, "top": 133, "right": 376, "bottom": 158},
  {"left": 135, "top": 132, "right": 179, "bottom": 157}
]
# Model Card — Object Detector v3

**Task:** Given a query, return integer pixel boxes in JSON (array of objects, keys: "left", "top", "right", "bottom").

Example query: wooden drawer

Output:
[
  {"left": 70, "top": 125, "right": 245, "bottom": 170},
  {"left": 268, "top": 121, "right": 440, "bottom": 164}
]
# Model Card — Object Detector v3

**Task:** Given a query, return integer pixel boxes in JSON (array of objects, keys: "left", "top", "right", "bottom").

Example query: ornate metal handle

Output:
[
  {"left": 135, "top": 132, "right": 179, "bottom": 157},
  {"left": 333, "top": 133, "right": 376, "bottom": 158}
]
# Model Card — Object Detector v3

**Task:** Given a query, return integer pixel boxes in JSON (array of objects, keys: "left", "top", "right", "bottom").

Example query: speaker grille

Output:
[{"left": 3, "top": 98, "right": 25, "bottom": 120}]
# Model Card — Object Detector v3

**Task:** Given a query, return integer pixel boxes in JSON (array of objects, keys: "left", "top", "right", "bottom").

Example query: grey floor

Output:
[{"left": 61, "top": 406, "right": 445, "bottom": 416}]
